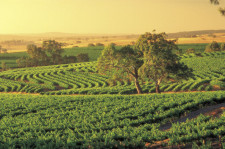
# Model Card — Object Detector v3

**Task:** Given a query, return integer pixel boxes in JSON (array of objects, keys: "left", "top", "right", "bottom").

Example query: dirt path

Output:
[
  {"left": 159, "top": 102, "right": 225, "bottom": 131},
  {"left": 0, "top": 90, "right": 223, "bottom": 96}
]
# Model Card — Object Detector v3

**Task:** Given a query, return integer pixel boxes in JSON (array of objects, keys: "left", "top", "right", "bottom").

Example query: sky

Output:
[{"left": 1, "top": 0, "right": 225, "bottom": 34}]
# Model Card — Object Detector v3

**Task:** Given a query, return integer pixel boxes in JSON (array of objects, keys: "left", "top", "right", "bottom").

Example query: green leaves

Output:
[
  {"left": 205, "top": 41, "right": 221, "bottom": 52},
  {"left": 98, "top": 32, "right": 190, "bottom": 94},
  {"left": 210, "top": 0, "right": 220, "bottom": 5},
  {"left": 97, "top": 44, "right": 144, "bottom": 93},
  {"left": 136, "top": 32, "right": 193, "bottom": 93},
  {"left": 1, "top": 91, "right": 225, "bottom": 148}
]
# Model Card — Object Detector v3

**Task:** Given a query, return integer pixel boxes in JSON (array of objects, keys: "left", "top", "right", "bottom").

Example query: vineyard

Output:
[
  {"left": 0, "top": 51, "right": 224, "bottom": 95},
  {"left": 0, "top": 91, "right": 225, "bottom": 148},
  {"left": 0, "top": 50, "right": 225, "bottom": 148}
]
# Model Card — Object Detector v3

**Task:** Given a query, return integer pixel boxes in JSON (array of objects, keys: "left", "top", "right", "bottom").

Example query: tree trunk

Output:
[
  {"left": 134, "top": 68, "right": 142, "bottom": 94},
  {"left": 155, "top": 83, "right": 161, "bottom": 93},
  {"left": 135, "top": 78, "right": 142, "bottom": 94}
]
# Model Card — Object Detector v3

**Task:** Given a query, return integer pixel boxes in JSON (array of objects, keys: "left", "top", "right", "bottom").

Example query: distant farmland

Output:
[{"left": 0, "top": 43, "right": 209, "bottom": 69}]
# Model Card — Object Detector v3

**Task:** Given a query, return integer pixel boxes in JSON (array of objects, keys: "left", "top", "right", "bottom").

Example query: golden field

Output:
[{"left": 1, "top": 32, "right": 225, "bottom": 53}]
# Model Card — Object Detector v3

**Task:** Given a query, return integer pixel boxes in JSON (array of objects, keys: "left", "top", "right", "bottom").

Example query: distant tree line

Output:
[
  {"left": 1, "top": 40, "right": 34, "bottom": 46},
  {"left": 0, "top": 46, "right": 8, "bottom": 53},
  {"left": 167, "top": 30, "right": 225, "bottom": 38},
  {"left": 88, "top": 43, "right": 105, "bottom": 47},
  {"left": 205, "top": 41, "right": 225, "bottom": 52},
  {"left": 16, "top": 40, "right": 89, "bottom": 68},
  {"left": 184, "top": 41, "right": 225, "bottom": 55}
]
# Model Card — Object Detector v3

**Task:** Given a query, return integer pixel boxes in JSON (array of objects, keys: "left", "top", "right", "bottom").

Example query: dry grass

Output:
[
  {"left": 1, "top": 32, "right": 225, "bottom": 53},
  {"left": 177, "top": 33, "right": 225, "bottom": 44},
  {"left": 0, "top": 34, "right": 138, "bottom": 52}
]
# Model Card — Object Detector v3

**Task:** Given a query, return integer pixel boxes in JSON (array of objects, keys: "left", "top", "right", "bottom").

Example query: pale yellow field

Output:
[
  {"left": 1, "top": 32, "right": 225, "bottom": 53},
  {"left": 0, "top": 33, "right": 138, "bottom": 53},
  {"left": 176, "top": 33, "right": 225, "bottom": 44}
]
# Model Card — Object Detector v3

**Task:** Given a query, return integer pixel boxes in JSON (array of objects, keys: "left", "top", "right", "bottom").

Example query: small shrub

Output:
[
  {"left": 95, "top": 43, "right": 104, "bottom": 46},
  {"left": 88, "top": 43, "right": 95, "bottom": 47},
  {"left": 221, "top": 43, "right": 225, "bottom": 51},
  {"left": 76, "top": 53, "right": 89, "bottom": 62},
  {"left": 205, "top": 41, "right": 220, "bottom": 52}
]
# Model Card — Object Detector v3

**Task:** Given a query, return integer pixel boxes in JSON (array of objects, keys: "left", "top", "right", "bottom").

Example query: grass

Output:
[
  {"left": 0, "top": 46, "right": 104, "bottom": 68},
  {"left": 177, "top": 43, "right": 208, "bottom": 53},
  {"left": 0, "top": 43, "right": 209, "bottom": 69},
  {"left": 63, "top": 46, "right": 104, "bottom": 61},
  {"left": 0, "top": 52, "right": 27, "bottom": 68}
]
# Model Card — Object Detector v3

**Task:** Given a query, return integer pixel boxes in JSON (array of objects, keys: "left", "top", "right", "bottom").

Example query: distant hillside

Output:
[
  {"left": 1, "top": 30, "right": 225, "bottom": 52},
  {"left": 167, "top": 30, "right": 225, "bottom": 38}
]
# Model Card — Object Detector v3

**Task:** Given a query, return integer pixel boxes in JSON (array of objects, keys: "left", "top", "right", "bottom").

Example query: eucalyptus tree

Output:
[
  {"left": 97, "top": 44, "right": 143, "bottom": 94},
  {"left": 27, "top": 44, "right": 49, "bottom": 66},
  {"left": 98, "top": 32, "right": 193, "bottom": 94},
  {"left": 42, "top": 40, "right": 64, "bottom": 64},
  {"left": 205, "top": 41, "right": 221, "bottom": 52},
  {"left": 136, "top": 32, "right": 193, "bottom": 93}
]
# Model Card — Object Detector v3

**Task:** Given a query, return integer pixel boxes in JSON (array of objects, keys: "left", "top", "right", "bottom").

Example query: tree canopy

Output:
[
  {"left": 16, "top": 40, "right": 81, "bottom": 67},
  {"left": 210, "top": 0, "right": 225, "bottom": 15},
  {"left": 205, "top": 41, "right": 221, "bottom": 52},
  {"left": 42, "top": 40, "right": 64, "bottom": 65},
  {"left": 137, "top": 32, "right": 193, "bottom": 93},
  {"left": 97, "top": 44, "right": 143, "bottom": 94},
  {"left": 221, "top": 43, "right": 225, "bottom": 51},
  {"left": 76, "top": 53, "right": 90, "bottom": 62},
  {"left": 97, "top": 32, "right": 193, "bottom": 94}
]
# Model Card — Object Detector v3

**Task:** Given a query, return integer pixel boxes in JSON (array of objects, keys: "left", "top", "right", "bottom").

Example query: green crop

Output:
[{"left": 0, "top": 91, "right": 225, "bottom": 148}]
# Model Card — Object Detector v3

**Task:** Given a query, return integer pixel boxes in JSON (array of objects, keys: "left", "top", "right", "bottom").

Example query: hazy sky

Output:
[{"left": 1, "top": 0, "right": 225, "bottom": 34}]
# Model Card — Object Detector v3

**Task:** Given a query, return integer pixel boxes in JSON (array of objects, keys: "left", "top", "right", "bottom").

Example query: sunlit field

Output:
[{"left": 1, "top": 0, "right": 225, "bottom": 148}]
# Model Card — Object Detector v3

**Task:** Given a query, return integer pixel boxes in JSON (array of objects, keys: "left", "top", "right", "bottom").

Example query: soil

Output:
[
  {"left": 146, "top": 103, "right": 225, "bottom": 148},
  {"left": 213, "top": 85, "right": 221, "bottom": 91},
  {"left": 159, "top": 102, "right": 225, "bottom": 131},
  {"left": 204, "top": 107, "right": 225, "bottom": 118}
]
